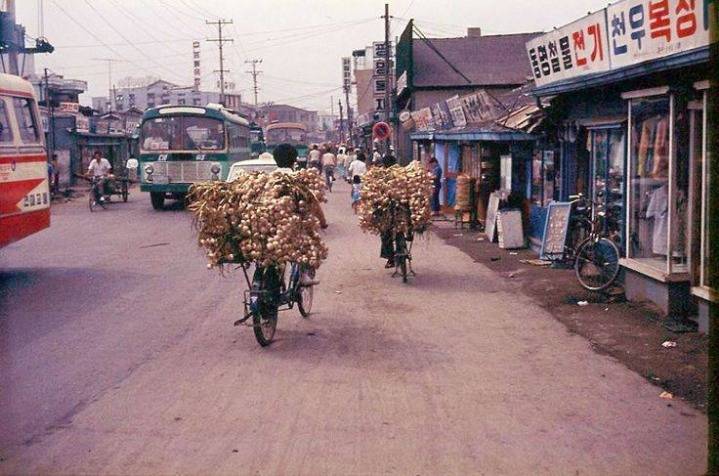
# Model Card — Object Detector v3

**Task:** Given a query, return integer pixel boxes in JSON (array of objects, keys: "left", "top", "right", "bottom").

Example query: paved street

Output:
[{"left": 0, "top": 182, "right": 707, "bottom": 475}]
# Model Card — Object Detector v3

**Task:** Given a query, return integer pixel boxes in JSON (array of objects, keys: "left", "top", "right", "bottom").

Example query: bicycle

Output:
[
  {"left": 568, "top": 194, "right": 621, "bottom": 291},
  {"left": 389, "top": 202, "right": 415, "bottom": 283},
  {"left": 233, "top": 261, "right": 316, "bottom": 347}
]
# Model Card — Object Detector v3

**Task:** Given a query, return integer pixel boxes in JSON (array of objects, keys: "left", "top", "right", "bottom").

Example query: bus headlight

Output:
[
  {"left": 144, "top": 164, "right": 154, "bottom": 175},
  {"left": 210, "top": 164, "right": 221, "bottom": 174}
]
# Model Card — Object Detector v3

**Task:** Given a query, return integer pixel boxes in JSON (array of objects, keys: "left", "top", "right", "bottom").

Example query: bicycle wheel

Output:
[
  {"left": 89, "top": 192, "right": 96, "bottom": 212},
  {"left": 297, "top": 268, "right": 315, "bottom": 318},
  {"left": 574, "top": 237, "right": 620, "bottom": 291},
  {"left": 251, "top": 270, "right": 278, "bottom": 346}
]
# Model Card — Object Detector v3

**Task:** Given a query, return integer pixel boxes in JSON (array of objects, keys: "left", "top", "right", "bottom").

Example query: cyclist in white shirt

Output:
[{"left": 87, "top": 151, "right": 113, "bottom": 201}]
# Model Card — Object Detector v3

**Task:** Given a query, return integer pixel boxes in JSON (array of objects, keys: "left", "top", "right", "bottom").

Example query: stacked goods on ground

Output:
[
  {"left": 188, "top": 169, "right": 328, "bottom": 270},
  {"left": 358, "top": 161, "right": 434, "bottom": 235}
]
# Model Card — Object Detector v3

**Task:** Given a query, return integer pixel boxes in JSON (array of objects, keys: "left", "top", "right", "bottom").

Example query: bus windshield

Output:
[
  {"left": 140, "top": 116, "right": 225, "bottom": 152},
  {"left": 266, "top": 127, "right": 306, "bottom": 145}
]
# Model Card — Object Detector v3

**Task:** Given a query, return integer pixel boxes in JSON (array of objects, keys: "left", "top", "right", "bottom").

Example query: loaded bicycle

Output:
[
  {"left": 567, "top": 193, "right": 621, "bottom": 291},
  {"left": 233, "top": 261, "right": 316, "bottom": 346}
]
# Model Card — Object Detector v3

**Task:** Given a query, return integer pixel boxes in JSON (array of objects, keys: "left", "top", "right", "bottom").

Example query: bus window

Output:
[
  {"left": 12, "top": 97, "right": 40, "bottom": 143},
  {"left": 141, "top": 116, "right": 225, "bottom": 152},
  {"left": 0, "top": 100, "right": 13, "bottom": 143}
]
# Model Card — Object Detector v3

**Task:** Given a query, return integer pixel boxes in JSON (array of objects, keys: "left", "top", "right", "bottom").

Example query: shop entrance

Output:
[{"left": 588, "top": 127, "right": 626, "bottom": 251}]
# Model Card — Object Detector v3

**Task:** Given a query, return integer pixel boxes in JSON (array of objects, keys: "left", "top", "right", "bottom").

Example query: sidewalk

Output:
[{"left": 431, "top": 219, "right": 708, "bottom": 411}]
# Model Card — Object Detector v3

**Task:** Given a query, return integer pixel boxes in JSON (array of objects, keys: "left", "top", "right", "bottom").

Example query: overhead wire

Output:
[{"left": 82, "top": 0, "right": 188, "bottom": 83}]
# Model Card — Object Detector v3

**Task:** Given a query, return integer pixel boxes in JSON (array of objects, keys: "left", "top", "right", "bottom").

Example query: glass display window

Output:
[
  {"left": 626, "top": 95, "right": 671, "bottom": 273},
  {"left": 589, "top": 127, "right": 626, "bottom": 251},
  {"left": 531, "top": 148, "right": 559, "bottom": 207}
]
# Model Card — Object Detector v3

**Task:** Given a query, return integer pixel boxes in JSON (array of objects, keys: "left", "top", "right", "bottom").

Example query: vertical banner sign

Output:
[
  {"left": 526, "top": 9, "right": 611, "bottom": 87},
  {"left": 342, "top": 57, "right": 351, "bottom": 91},
  {"left": 607, "top": 0, "right": 714, "bottom": 68},
  {"left": 192, "top": 41, "right": 201, "bottom": 89},
  {"left": 446, "top": 95, "right": 467, "bottom": 128},
  {"left": 371, "top": 41, "right": 393, "bottom": 112}
]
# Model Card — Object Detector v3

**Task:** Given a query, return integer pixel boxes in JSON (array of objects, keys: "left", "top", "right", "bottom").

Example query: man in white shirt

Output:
[
  {"left": 321, "top": 148, "right": 337, "bottom": 192},
  {"left": 347, "top": 154, "right": 367, "bottom": 180},
  {"left": 87, "top": 151, "right": 112, "bottom": 202}
]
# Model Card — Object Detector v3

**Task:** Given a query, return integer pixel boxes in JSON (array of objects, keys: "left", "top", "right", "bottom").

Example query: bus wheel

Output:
[{"left": 150, "top": 192, "right": 165, "bottom": 210}]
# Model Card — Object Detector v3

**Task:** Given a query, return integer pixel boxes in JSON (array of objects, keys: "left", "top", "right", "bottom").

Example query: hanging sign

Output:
[
  {"left": 431, "top": 101, "right": 452, "bottom": 129},
  {"left": 342, "top": 57, "right": 351, "bottom": 91},
  {"left": 411, "top": 107, "right": 434, "bottom": 131},
  {"left": 446, "top": 95, "right": 467, "bottom": 128}
]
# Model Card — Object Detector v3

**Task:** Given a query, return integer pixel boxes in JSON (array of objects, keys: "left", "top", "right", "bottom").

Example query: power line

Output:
[
  {"left": 82, "top": 0, "right": 186, "bottom": 83},
  {"left": 48, "top": 0, "right": 180, "bottom": 83}
]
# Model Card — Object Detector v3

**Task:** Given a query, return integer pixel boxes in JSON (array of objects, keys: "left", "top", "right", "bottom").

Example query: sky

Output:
[{"left": 16, "top": 0, "right": 611, "bottom": 112}]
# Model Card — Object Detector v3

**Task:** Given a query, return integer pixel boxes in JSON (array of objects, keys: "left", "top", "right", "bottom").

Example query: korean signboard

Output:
[
  {"left": 460, "top": 90, "right": 500, "bottom": 123},
  {"left": 527, "top": 0, "right": 717, "bottom": 87},
  {"left": 526, "top": 9, "right": 611, "bottom": 87},
  {"left": 431, "top": 101, "right": 452, "bottom": 129},
  {"left": 342, "top": 57, "right": 351, "bottom": 91},
  {"left": 192, "top": 41, "right": 201, "bottom": 89},
  {"left": 411, "top": 107, "right": 434, "bottom": 131},
  {"left": 607, "top": 0, "right": 714, "bottom": 68},
  {"left": 57, "top": 102, "right": 80, "bottom": 114},
  {"left": 446, "top": 95, "right": 467, "bottom": 128}
]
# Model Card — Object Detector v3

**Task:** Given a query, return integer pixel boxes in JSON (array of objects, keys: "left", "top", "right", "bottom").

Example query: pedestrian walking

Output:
[
  {"left": 428, "top": 157, "right": 442, "bottom": 215},
  {"left": 336, "top": 146, "right": 348, "bottom": 180},
  {"left": 348, "top": 151, "right": 367, "bottom": 180},
  {"left": 371, "top": 147, "right": 382, "bottom": 167},
  {"left": 308, "top": 144, "right": 321, "bottom": 171},
  {"left": 321, "top": 147, "right": 337, "bottom": 192},
  {"left": 350, "top": 175, "right": 362, "bottom": 214}
]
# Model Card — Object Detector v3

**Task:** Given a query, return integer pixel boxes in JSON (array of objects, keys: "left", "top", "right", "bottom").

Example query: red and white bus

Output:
[{"left": 0, "top": 73, "right": 50, "bottom": 248}]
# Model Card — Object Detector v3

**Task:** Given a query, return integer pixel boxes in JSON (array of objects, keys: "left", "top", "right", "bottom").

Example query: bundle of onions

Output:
[
  {"left": 357, "top": 161, "right": 434, "bottom": 235},
  {"left": 188, "top": 169, "right": 328, "bottom": 271}
]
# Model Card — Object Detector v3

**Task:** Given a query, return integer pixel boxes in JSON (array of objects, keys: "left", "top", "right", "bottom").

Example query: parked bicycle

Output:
[
  {"left": 567, "top": 193, "right": 621, "bottom": 291},
  {"left": 233, "top": 261, "right": 316, "bottom": 346}
]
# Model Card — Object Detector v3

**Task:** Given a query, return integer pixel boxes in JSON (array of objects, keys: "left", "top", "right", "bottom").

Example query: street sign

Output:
[{"left": 342, "top": 57, "right": 351, "bottom": 91}]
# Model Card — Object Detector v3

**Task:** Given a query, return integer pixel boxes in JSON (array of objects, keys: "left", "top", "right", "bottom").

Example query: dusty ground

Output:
[
  {"left": 433, "top": 223, "right": 708, "bottom": 411},
  {"left": 0, "top": 181, "right": 707, "bottom": 475}
]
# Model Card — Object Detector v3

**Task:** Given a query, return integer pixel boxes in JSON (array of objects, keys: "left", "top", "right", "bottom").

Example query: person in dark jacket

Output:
[
  {"left": 428, "top": 157, "right": 442, "bottom": 214},
  {"left": 380, "top": 147, "right": 398, "bottom": 267}
]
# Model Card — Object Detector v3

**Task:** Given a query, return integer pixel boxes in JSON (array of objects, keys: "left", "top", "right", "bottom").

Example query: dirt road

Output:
[{"left": 0, "top": 182, "right": 706, "bottom": 475}]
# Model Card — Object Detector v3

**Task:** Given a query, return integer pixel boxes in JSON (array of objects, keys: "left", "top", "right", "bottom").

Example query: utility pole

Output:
[
  {"left": 344, "top": 91, "right": 353, "bottom": 148},
  {"left": 338, "top": 99, "right": 344, "bottom": 145},
  {"left": 382, "top": 3, "right": 391, "bottom": 124},
  {"left": 43, "top": 68, "right": 55, "bottom": 162},
  {"left": 245, "top": 59, "right": 262, "bottom": 107},
  {"left": 206, "top": 19, "right": 233, "bottom": 106},
  {"left": 3, "top": 0, "right": 19, "bottom": 74},
  {"left": 92, "top": 58, "right": 122, "bottom": 112}
]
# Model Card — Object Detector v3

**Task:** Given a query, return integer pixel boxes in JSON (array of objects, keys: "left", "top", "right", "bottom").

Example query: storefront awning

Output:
[
  {"left": 530, "top": 46, "right": 710, "bottom": 97},
  {"left": 410, "top": 125, "right": 536, "bottom": 142}
]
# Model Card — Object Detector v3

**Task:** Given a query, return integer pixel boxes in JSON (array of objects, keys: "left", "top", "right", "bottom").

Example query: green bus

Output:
[
  {"left": 265, "top": 122, "right": 308, "bottom": 162},
  {"left": 138, "top": 104, "right": 251, "bottom": 209}
]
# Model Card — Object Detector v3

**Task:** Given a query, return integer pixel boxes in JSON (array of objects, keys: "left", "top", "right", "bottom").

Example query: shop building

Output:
[{"left": 527, "top": 0, "right": 717, "bottom": 328}]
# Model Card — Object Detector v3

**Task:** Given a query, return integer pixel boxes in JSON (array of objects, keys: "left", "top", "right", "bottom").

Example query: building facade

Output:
[
  {"left": 527, "top": 0, "right": 717, "bottom": 329},
  {"left": 92, "top": 79, "right": 242, "bottom": 114}
]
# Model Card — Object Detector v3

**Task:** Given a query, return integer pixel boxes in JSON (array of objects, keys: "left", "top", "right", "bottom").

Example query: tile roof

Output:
[{"left": 412, "top": 33, "right": 541, "bottom": 88}]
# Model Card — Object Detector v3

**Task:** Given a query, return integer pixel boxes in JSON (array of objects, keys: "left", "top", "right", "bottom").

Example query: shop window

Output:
[
  {"left": 531, "top": 148, "right": 558, "bottom": 207},
  {"left": 689, "top": 89, "right": 712, "bottom": 292},
  {"left": 626, "top": 93, "right": 690, "bottom": 275},
  {"left": 590, "top": 128, "right": 626, "bottom": 249}
]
